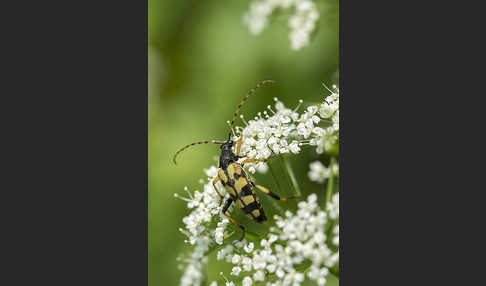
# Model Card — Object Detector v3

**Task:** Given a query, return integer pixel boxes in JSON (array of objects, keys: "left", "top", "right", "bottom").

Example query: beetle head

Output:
[{"left": 220, "top": 140, "right": 234, "bottom": 151}]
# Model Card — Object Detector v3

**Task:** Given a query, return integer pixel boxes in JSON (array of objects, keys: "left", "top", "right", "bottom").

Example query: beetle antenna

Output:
[
  {"left": 173, "top": 140, "right": 225, "bottom": 165},
  {"left": 227, "top": 80, "right": 275, "bottom": 140}
]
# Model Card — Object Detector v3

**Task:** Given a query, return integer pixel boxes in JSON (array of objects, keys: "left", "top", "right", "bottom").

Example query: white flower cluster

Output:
[
  {"left": 316, "top": 85, "right": 339, "bottom": 153},
  {"left": 243, "top": 0, "right": 319, "bottom": 50},
  {"left": 177, "top": 166, "right": 237, "bottom": 245},
  {"left": 176, "top": 85, "right": 340, "bottom": 286},
  {"left": 179, "top": 235, "right": 210, "bottom": 286},
  {"left": 215, "top": 194, "right": 338, "bottom": 286},
  {"left": 308, "top": 160, "right": 338, "bottom": 184},
  {"left": 176, "top": 166, "right": 233, "bottom": 286},
  {"left": 235, "top": 85, "right": 339, "bottom": 174}
]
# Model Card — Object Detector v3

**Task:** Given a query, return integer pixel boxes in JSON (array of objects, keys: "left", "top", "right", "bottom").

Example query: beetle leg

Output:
[
  {"left": 222, "top": 198, "right": 246, "bottom": 241},
  {"left": 254, "top": 184, "right": 296, "bottom": 201},
  {"left": 241, "top": 158, "right": 267, "bottom": 166},
  {"left": 212, "top": 176, "right": 224, "bottom": 205},
  {"left": 236, "top": 136, "right": 243, "bottom": 156}
]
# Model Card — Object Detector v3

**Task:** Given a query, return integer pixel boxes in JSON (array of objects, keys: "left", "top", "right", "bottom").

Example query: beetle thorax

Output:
[{"left": 219, "top": 141, "right": 238, "bottom": 169}]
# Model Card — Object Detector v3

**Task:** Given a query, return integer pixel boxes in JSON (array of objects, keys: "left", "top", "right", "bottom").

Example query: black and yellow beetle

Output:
[{"left": 173, "top": 80, "right": 294, "bottom": 240}]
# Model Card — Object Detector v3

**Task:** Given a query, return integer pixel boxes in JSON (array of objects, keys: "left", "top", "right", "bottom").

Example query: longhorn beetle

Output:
[{"left": 173, "top": 80, "right": 295, "bottom": 240}]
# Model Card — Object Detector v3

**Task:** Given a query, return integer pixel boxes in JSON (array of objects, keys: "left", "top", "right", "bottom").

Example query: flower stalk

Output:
[
  {"left": 325, "top": 157, "right": 336, "bottom": 209},
  {"left": 266, "top": 161, "right": 285, "bottom": 216},
  {"left": 281, "top": 155, "right": 302, "bottom": 198}
]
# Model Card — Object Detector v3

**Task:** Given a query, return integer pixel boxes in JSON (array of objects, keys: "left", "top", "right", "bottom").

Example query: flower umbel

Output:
[
  {"left": 216, "top": 194, "right": 338, "bottom": 286},
  {"left": 176, "top": 84, "right": 339, "bottom": 286},
  {"left": 308, "top": 160, "right": 338, "bottom": 184},
  {"left": 243, "top": 0, "right": 320, "bottom": 50},
  {"left": 234, "top": 85, "right": 339, "bottom": 174},
  {"left": 175, "top": 168, "right": 233, "bottom": 286}
]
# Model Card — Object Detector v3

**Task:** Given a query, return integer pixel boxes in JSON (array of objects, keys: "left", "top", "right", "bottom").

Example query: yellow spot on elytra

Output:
[
  {"left": 224, "top": 185, "right": 237, "bottom": 197},
  {"left": 218, "top": 169, "right": 227, "bottom": 182},
  {"left": 227, "top": 164, "right": 235, "bottom": 177},
  {"left": 234, "top": 178, "right": 247, "bottom": 193},
  {"left": 241, "top": 195, "right": 254, "bottom": 205},
  {"left": 234, "top": 165, "right": 242, "bottom": 175},
  {"left": 251, "top": 209, "right": 260, "bottom": 217}
]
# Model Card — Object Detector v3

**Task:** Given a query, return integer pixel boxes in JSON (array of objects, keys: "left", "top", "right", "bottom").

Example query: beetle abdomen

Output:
[{"left": 219, "top": 162, "right": 267, "bottom": 223}]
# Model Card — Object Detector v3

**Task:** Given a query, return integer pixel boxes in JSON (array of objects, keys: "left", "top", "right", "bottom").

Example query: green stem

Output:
[
  {"left": 203, "top": 242, "right": 224, "bottom": 257},
  {"left": 244, "top": 230, "right": 264, "bottom": 240},
  {"left": 325, "top": 157, "right": 338, "bottom": 238},
  {"left": 281, "top": 155, "right": 302, "bottom": 197},
  {"left": 325, "top": 157, "right": 336, "bottom": 210},
  {"left": 278, "top": 156, "right": 294, "bottom": 198},
  {"left": 325, "top": 219, "right": 336, "bottom": 244},
  {"left": 223, "top": 229, "right": 235, "bottom": 239},
  {"left": 268, "top": 160, "right": 285, "bottom": 195},
  {"left": 295, "top": 259, "right": 312, "bottom": 273},
  {"left": 267, "top": 161, "right": 285, "bottom": 215}
]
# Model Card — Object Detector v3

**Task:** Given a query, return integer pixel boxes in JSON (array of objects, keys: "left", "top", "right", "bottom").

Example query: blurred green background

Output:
[{"left": 149, "top": 0, "right": 338, "bottom": 285}]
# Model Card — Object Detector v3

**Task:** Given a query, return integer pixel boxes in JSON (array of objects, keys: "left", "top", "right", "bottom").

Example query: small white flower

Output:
[
  {"left": 260, "top": 239, "right": 269, "bottom": 248},
  {"left": 231, "top": 266, "right": 242, "bottom": 276},
  {"left": 242, "top": 276, "right": 253, "bottom": 286},
  {"left": 244, "top": 242, "right": 255, "bottom": 253},
  {"left": 253, "top": 270, "right": 265, "bottom": 281},
  {"left": 231, "top": 254, "right": 241, "bottom": 265},
  {"left": 284, "top": 269, "right": 305, "bottom": 285},
  {"left": 307, "top": 105, "right": 318, "bottom": 115},
  {"left": 266, "top": 263, "right": 276, "bottom": 273},
  {"left": 289, "top": 141, "right": 301, "bottom": 153},
  {"left": 252, "top": 253, "right": 266, "bottom": 270},
  {"left": 269, "top": 234, "right": 278, "bottom": 243},
  {"left": 308, "top": 266, "right": 329, "bottom": 285},
  {"left": 319, "top": 103, "right": 334, "bottom": 119},
  {"left": 242, "top": 257, "right": 253, "bottom": 272},
  {"left": 308, "top": 161, "right": 330, "bottom": 183},
  {"left": 297, "top": 122, "right": 312, "bottom": 138},
  {"left": 204, "top": 166, "right": 219, "bottom": 178},
  {"left": 255, "top": 162, "right": 268, "bottom": 173},
  {"left": 214, "top": 219, "right": 228, "bottom": 245}
]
